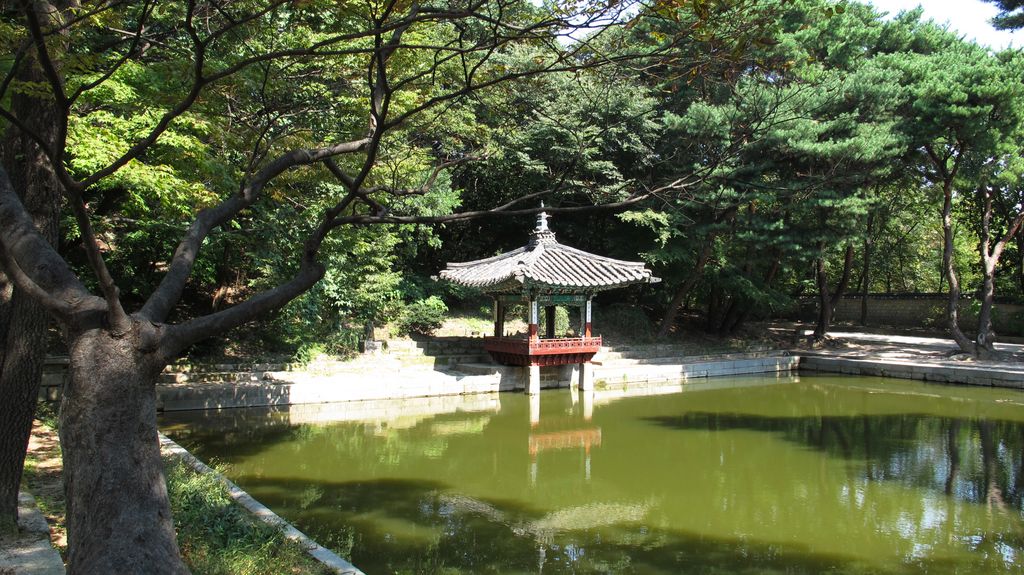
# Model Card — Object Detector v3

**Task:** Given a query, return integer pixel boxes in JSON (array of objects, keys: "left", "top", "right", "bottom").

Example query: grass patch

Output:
[
  {"left": 24, "top": 416, "right": 334, "bottom": 575},
  {"left": 165, "top": 459, "right": 333, "bottom": 575}
]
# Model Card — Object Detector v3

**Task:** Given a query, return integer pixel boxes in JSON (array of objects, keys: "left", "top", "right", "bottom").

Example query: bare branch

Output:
[
  {"left": 328, "top": 192, "right": 662, "bottom": 227},
  {"left": 0, "top": 166, "right": 91, "bottom": 315},
  {"left": 140, "top": 137, "right": 372, "bottom": 322},
  {"left": 20, "top": 0, "right": 68, "bottom": 107},
  {"left": 0, "top": 248, "right": 73, "bottom": 319},
  {"left": 0, "top": 40, "right": 31, "bottom": 103},
  {"left": 67, "top": 192, "right": 131, "bottom": 333},
  {"left": 0, "top": 106, "right": 53, "bottom": 159},
  {"left": 159, "top": 260, "right": 324, "bottom": 360},
  {"left": 68, "top": 0, "right": 155, "bottom": 103}
]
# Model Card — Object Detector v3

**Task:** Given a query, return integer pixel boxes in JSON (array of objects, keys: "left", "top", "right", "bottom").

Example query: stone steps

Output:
[
  {"left": 591, "top": 350, "right": 781, "bottom": 367},
  {"left": 593, "top": 356, "right": 799, "bottom": 385},
  {"left": 158, "top": 371, "right": 277, "bottom": 384},
  {"left": 594, "top": 343, "right": 776, "bottom": 362}
]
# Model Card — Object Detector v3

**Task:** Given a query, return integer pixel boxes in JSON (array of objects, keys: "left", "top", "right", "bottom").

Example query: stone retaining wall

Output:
[
  {"left": 799, "top": 355, "right": 1024, "bottom": 389},
  {"left": 796, "top": 294, "right": 1024, "bottom": 335}
]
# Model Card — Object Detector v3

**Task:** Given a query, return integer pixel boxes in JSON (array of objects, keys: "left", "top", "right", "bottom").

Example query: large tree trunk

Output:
[
  {"left": 942, "top": 183, "right": 977, "bottom": 354},
  {"left": 61, "top": 326, "right": 189, "bottom": 574},
  {"left": 0, "top": 0, "right": 64, "bottom": 526},
  {"left": 723, "top": 253, "right": 781, "bottom": 335},
  {"left": 657, "top": 236, "right": 715, "bottom": 337},
  {"left": 860, "top": 211, "right": 874, "bottom": 326},
  {"left": 975, "top": 186, "right": 1024, "bottom": 359},
  {"left": 813, "top": 243, "right": 854, "bottom": 341},
  {"left": 977, "top": 252, "right": 999, "bottom": 358}
]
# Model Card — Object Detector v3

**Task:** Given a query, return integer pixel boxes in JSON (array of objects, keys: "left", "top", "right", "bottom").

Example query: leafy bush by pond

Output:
[{"left": 397, "top": 296, "right": 449, "bottom": 335}]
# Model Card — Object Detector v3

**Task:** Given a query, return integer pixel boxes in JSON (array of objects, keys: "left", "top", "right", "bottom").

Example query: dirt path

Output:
[{"left": 23, "top": 421, "right": 66, "bottom": 560}]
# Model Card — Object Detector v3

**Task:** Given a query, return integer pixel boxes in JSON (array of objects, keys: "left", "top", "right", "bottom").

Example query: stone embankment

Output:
[{"left": 38, "top": 331, "right": 1024, "bottom": 411}]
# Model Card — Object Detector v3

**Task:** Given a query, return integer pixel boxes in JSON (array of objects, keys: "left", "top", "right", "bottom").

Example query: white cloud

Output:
[{"left": 866, "top": 0, "right": 1024, "bottom": 48}]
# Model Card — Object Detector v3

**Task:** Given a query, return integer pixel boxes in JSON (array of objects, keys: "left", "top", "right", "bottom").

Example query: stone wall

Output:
[{"left": 797, "top": 294, "right": 1024, "bottom": 336}]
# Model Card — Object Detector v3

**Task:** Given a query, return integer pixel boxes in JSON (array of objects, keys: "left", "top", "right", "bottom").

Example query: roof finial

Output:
[{"left": 536, "top": 201, "right": 549, "bottom": 233}]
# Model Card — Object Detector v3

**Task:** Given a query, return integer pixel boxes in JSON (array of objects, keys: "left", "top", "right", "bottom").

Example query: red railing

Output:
[{"left": 484, "top": 336, "right": 602, "bottom": 356}]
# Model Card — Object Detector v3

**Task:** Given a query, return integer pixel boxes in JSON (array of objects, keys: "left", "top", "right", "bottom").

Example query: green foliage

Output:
[
  {"left": 396, "top": 296, "right": 449, "bottom": 336},
  {"left": 987, "top": 0, "right": 1024, "bottom": 30},
  {"left": 540, "top": 306, "right": 571, "bottom": 336},
  {"left": 7, "top": 0, "right": 1023, "bottom": 354},
  {"left": 165, "top": 460, "right": 331, "bottom": 575},
  {"left": 594, "top": 304, "right": 657, "bottom": 343}
]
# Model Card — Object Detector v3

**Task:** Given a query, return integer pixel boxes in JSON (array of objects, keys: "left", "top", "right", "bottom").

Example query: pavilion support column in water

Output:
[
  {"left": 578, "top": 362, "right": 593, "bottom": 391},
  {"left": 527, "top": 365, "right": 541, "bottom": 395},
  {"left": 568, "top": 363, "right": 580, "bottom": 390}
]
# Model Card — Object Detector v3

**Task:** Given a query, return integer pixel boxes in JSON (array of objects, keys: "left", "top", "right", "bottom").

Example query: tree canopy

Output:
[{"left": 3, "top": 0, "right": 1024, "bottom": 571}]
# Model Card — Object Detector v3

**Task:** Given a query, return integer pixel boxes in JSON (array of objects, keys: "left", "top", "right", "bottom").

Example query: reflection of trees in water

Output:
[
  {"left": 655, "top": 403, "right": 1024, "bottom": 509},
  {"left": 277, "top": 478, "right": 895, "bottom": 575},
  {"left": 658, "top": 411, "right": 1024, "bottom": 512}
]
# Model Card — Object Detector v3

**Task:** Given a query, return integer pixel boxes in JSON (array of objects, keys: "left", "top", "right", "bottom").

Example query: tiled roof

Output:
[{"left": 440, "top": 213, "right": 659, "bottom": 294}]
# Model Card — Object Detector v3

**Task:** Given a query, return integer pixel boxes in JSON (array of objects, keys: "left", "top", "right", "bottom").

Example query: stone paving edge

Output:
[{"left": 0, "top": 491, "right": 65, "bottom": 574}]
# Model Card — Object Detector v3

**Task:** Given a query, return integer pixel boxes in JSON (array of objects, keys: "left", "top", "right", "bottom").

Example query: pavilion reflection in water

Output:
[{"left": 440, "top": 208, "right": 659, "bottom": 393}]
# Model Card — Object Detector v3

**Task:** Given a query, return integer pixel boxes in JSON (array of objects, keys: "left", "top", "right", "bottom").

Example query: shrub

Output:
[{"left": 397, "top": 296, "right": 448, "bottom": 335}]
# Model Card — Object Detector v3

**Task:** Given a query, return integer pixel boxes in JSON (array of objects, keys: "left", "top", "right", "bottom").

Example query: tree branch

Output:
[
  {"left": 66, "top": 193, "right": 131, "bottom": 333},
  {"left": 20, "top": 0, "right": 68, "bottom": 107},
  {"left": 0, "top": 167, "right": 91, "bottom": 316},
  {"left": 68, "top": 0, "right": 155, "bottom": 103},
  {"left": 0, "top": 246, "right": 73, "bottom": 319},
  {"left": 159, "top": 260, "right": 324, "bottom": 360},
  {"left": 328, "top": 192, "right": 658, "bottom": 227},
  {"left": 140, "top": 137, "right": 372, "bottom": 322}
]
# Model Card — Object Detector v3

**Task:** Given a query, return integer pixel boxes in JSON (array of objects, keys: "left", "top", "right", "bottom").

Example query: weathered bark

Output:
[
  {"left": 0, "top": 0, "right": 64, "bottom": 526},
  {"left": 860, "top": 211, "right": 874, "bottom": 326},
  {"left": 657, "top": 236, "right": 715, "bottom": 337},
  {"left": 60, "top": 324, "right": 188, "bottom": 574},
  {"left": 722, "top": 252, "right": 780, "bottom": 335},
  {"left": 974, "top": 185, "right": 1024, "bottom": 359},
  {"left": 941, "top": 181, "right": 977, "bottom": 354},
  {"left": 812, "top": 243, "right": 854, "bottom": 341},
  {"left": 1016, "top": 232, "right": 1023, "bottom": 295},
  {"left": 813, "top": 255, "right": 830, "bottom": 340}
]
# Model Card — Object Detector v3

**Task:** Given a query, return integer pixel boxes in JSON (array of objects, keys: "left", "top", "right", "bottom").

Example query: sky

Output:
[{"left": 866, "top": 0, "right": 1024, "bottom": 48}]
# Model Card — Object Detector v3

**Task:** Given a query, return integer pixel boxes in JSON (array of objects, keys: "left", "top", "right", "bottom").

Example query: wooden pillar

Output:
[
  {"left": 493, "top": 299, "right": 505, "bottom": 337},
  {"left": 545, "top": 305, "right": 556, "bottom": 338},
  {"left": 528, "top": 298, "right": 539, "bottom": 341},
  {"left": 584, "top": 297, "right": 593, "bottom": 338}
]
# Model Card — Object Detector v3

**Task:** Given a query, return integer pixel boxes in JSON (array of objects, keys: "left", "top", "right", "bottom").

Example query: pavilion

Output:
[{"left": 439, "top": 209, "right": 659, "bottom": 394}]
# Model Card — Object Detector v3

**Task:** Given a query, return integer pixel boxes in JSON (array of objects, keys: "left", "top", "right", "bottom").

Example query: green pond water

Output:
[{"left": 159, "top": 374, "right": 1024, "bottom": 574}]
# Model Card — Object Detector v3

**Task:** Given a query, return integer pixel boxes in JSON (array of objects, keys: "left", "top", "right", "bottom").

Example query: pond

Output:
[{"left": 159, "top": 374, "right": 1024, "bottom": 574}]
